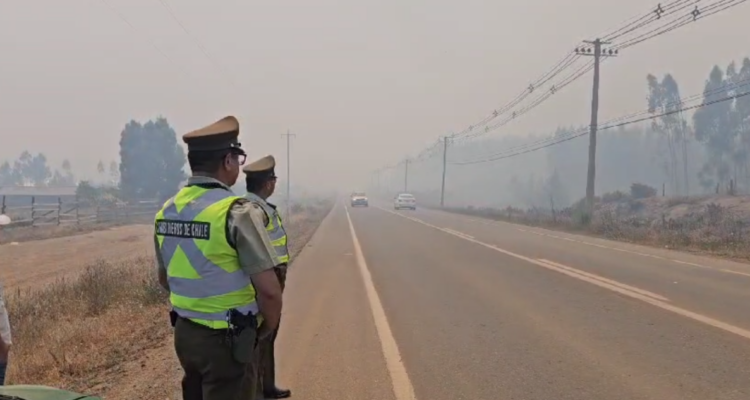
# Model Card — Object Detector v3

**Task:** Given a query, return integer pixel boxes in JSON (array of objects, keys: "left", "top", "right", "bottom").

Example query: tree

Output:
[
  {"left": 544, "top": 170, "right": 569, "bottom": 210},
  {"left": 694, "top": 65, "right": 735, "bottom": 192},
  {"left": 119, "top": 117, "right": 186, "bottom": 200},
  {"left": 109, "top": 161, "right": 120, "bottom": 186},
  {"left": 729, "top": 58, "right": 750, "bottom": 190},
  {"left": 647, "top": 73, "right": 690, "bottom": 195},
  {"left": 0, "top": 162, "right": 18, "bottom": 186},
  {"left": 76, "top": 180, "right": 100, "bottom": 205},
  {"left": 10, "top": 151, "right": 51, "bottom": 186},
  {"left": 60, "top": 159, "right": 75, "bottom": 185},
  {"left": 48, "top": 170, "right": 67, "bottom": 186}
]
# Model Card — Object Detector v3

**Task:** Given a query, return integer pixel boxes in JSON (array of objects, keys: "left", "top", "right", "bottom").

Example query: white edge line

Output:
[
  {"left": 344, "top": 205, "right": 418, "bottom": 400},
  {"left": 442, "top": 209, "right": 750, "bottom": 277},
  {"left": 375, "top": 205, "right": 750, "bottom": 343}
]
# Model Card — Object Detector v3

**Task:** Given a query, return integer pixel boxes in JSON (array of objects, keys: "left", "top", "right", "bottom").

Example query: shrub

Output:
[
  {"left": 601, "top": 190, "right": 628, "bottom": 203},
  {"left": 6, "top": 257, "right": 170, "bottom": 391},
  {"left": 630, "top": 183, "right": 657, "bottom": 199}
]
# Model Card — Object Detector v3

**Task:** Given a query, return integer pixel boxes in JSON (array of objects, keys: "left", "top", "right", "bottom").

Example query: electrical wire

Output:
[
  {"left": 611, "top": 0, "right": 748, "bottom": 50},
  {"left": 453, "top": 58, "right": 602, "bottom": 144},
  {"left": 449, "top": 51, "right": 583, "bottom": 140},
  {"left": 98, "top": 0, "right": 186, "bottom": 74},
  {"left": 448, "top": 88, "right": 750, "bottom": 165},
  {"left": 441, "top": 0, "right": 706, "bottom": 143},
  {"left": 381, "top": 0, "right": 747, "bottom": 171},
  {"left": 605, "top": 0, "right": 695, "bottom": 42},
  {"left": 450, "top": 75, "right": 750, "bottom": 162},
  {"left": 154, "top": 0, "right": 239, "bottom": 87},
  {"left": 451, "top": 77, "right": 748, "bottom": 163},
  {"left": 461, "top": 0, "right": 746, "bottom": 144}
]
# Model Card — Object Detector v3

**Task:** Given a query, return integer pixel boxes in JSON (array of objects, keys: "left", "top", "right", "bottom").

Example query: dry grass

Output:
[
  {"left": 5, "top": 257, "right": 170, "bottom": 393},
  {"left": 443, "top": 200, "right": 750, "bottom": 261},
  {"left": 3, "top": 197, "right": 334, "bottom": 397},
  {"left": 0, "top": 222, "right": 124, "bottom": 245}
]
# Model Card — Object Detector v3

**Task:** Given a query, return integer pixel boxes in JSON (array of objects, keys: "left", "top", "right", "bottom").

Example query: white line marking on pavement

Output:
[
  {"left": 432, "top": 209, "right": 750, "bottom": 278},
  {"left": 719, "top": 268, "right": 750, "bottom": 277},
  {"left": 344, "top": 205, "right": 418, "bottom": 400},
  {"left": 537, "top": 259, "right": 669, "bottom": 302},
  {"left": 375, "top": 206, "right": 750, "bottom": 342},
  {"left": 442, "top": 228, "right": 474, "bottom": 240}
]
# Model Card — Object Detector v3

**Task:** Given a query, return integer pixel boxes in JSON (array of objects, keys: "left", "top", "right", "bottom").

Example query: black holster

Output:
[
  {"left": 228, "top": 309, "right": 258, "bottom": 364},
  {"left": 169, "top": 309, "right": 178, "bottom": 327}
]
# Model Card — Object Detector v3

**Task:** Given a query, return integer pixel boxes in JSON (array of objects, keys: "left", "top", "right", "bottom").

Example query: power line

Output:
[
  {"left": 451, "top": 77, "right": 750, "bottom": 163},
  {"left": 448, "top": 51, "right": 584, "bottom": 141},
  {"left": 153, "top": 0, "right": 239, "bottom": 87},
  {"left": 454, "top": 0, "right": 745, "bottom": 144},
  {"left": 98, "top": 0, "right": 185, "bottom": 73},
  {"left": 448, "top": 89, "right": 750, "bottom": 166},
  {"left": 397, "top": 0, "right": 746, "bottom": 165},
  {"left": 455, "top": 58, "right": 603, "bottom": 143},
  {"left": 611, "top": 0, "right": 749, "bottom": 50},
  {"left": 418, "top": 1, "right": 692, "bottom": 145},
  {"left": 604, "top": 0, "right": 695, "bottom": 42},
  {"left": 449, "top": 77, "right": 750, "bottom": 164}
]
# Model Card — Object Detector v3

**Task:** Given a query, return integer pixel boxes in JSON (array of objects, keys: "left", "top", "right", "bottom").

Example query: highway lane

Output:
[
  {"left": 395, "top": 205, "right": 750, "bottom": 332},
  {"left": 277, "top": 200, "right": 750, "bottom": 400}
]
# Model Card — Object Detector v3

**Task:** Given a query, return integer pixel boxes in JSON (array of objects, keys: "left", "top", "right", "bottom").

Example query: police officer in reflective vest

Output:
[
  {"left": 242, "top": 155, "right": 291, "bottom": 399},
  {"left": 154, "top": 116, "right": 283, "bottom": 400}
]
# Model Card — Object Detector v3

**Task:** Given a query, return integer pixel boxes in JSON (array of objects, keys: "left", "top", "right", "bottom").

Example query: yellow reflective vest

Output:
[
  {"left": 155, "top": 185, "right": 258, "bottom": 329},
  {"left": 245, "top": 193, "right": 289, "bottom": 264}
]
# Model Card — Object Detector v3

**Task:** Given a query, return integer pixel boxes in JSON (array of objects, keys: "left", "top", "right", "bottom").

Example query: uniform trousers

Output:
[
  {"left": 175, "top": 317, "right": 257, "bottom": 400},
  {"left": 257, "top": 266, "right": 287, "bottom": 395}
]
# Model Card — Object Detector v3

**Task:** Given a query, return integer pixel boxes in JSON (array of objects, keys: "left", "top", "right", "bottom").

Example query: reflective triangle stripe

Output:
[{"left": 160, "top": 189, "right": 251, "bottom": 298}]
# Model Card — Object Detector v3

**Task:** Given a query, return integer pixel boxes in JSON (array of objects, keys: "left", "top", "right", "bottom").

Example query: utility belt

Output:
[{"left": 170, "top": 308, "right": 258, "bottom": 364}]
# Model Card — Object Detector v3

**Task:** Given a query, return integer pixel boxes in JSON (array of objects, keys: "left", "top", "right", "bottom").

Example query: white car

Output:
[
  {"left": 393, "top": 193, "right": 417, "bottom": 210},
  {"left": 350, "top": 192, "right": 369, "bottom": 207}
]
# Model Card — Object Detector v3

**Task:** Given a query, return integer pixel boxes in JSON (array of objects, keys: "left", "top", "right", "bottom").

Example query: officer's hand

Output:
[{"left": 258, "top": 324, "right": 274, "bottom": 341}]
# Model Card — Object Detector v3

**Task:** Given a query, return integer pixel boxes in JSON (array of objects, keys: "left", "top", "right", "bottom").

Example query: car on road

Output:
[
  {"left": 350, "top": 192, "right": 369, "bottom": 207},
  {"left": 393, "top": 193, "right": 417, "bottom": 210}
]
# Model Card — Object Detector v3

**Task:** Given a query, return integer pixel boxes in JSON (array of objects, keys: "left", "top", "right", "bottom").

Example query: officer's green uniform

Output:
[
  {"left": 154, "top": 116, "right": 279, "bottom": 400},
  {"left": 243, "top": 155, "right": 292, "bottom": 399}
]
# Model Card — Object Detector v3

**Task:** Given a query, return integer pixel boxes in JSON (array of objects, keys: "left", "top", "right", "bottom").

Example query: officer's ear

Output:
[{"left": 222, "top": 152, "right": 236, "bottom": 171}]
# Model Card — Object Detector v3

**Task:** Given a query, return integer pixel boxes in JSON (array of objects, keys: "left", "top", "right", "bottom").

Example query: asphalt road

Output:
[{"left": 276, "top": 200, "right": 750, "bottom": 400}]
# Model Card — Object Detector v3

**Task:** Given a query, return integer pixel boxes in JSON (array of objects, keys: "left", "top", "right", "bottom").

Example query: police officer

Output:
[
  {"left": 242, "top": 155, "right": 292, "bottom": 399},
  {"left": 153, "top": 116, "right": 283, "bottom": 400}
]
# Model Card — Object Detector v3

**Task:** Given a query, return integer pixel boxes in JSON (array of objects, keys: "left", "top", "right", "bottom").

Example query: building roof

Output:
[{"left": 0, "top": 186, "right": 77, "bottom": 197}]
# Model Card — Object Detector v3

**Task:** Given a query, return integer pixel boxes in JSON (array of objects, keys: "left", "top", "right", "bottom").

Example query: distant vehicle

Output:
[
  {"left": 350, "top": 192, "right": 369, "bottom": 207},
  {"left": 393, "top": 193, "right": 416, "bottom": 210}
]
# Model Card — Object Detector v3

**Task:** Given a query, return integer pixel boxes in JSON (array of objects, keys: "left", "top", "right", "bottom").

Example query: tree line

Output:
[
  {"left": 0, "top": 116, "right": 187, "bottom": 203},
  {"left": 405, "top": 55, "right": 750, "bottom": 209}
]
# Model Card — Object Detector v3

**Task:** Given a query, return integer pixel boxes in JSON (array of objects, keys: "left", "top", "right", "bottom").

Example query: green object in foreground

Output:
[{"left": 0, "top": 385, "right": 101, "bottom": 400}]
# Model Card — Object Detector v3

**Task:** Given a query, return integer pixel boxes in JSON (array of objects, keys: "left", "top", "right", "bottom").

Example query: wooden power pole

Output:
[
  {"left": 281, "top": 130, "right": 296, "bottom": 219},
  {"left": 440, "top": 135, "right": 450, "bottom": 207},
  {"left": 404, "top": 159, "right": 409, "bottom": 192},
  {"left": 576, "top": 39, "right": 617, "bottom": 217}
]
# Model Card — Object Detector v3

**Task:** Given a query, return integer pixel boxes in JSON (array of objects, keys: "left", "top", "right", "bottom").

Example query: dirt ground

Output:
[
  {"left": 0, "top": 224, "right": 153, "bottom": 291},
  {"left": 0, "top": 202, "right": 332, "bottom": 399}
]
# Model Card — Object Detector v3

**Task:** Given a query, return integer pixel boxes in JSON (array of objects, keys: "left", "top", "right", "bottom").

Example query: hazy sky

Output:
[{"left": 0, "top": 0, "right": 748, "bottom": 192}]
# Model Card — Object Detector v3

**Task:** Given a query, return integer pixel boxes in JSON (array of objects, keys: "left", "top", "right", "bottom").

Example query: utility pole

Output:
[
  {"left": 576, "top": 39, "right": 616, "bottom": 218},
  {"left": 376, "top": 170, "right": 381, "bottom": 194},
  {"left": 440, "top": 135, "right": 451, "bottom": 207},
  {"left": 281, "top": 130, "right": 296, "bottom": 219},
  {"left": 404, "top": 159, "right": 409, "bottom": 192}
]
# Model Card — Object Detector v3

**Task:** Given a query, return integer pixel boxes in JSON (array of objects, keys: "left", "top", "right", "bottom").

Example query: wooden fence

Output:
[{"left": 0, "top": 196, "right": 160, "bottom": 228}]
